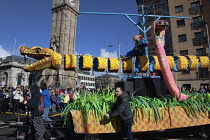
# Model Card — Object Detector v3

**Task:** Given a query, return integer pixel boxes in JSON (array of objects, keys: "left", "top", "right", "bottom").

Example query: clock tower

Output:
[
  {"left": 51, "top": 0, "right": 80, "bottom": 54},
  {"left": 40, "top": 0, "right": 80, "bottom": 87}
]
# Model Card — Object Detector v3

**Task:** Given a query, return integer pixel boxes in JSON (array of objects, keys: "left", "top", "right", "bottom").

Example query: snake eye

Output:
[
  {"left": 158, "top": 21, "right": 162, "bottom": 24},
  {"left": 36, "top": 48, "right": 41, "bottom": 53}
]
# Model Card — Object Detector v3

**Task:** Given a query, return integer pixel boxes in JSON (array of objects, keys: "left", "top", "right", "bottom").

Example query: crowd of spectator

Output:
[
  {"left": 0, "top": 83, "right": 90, "bottom": 115},
  {"left": 181, "top": 85, "right": 210, "bottom": 93}
]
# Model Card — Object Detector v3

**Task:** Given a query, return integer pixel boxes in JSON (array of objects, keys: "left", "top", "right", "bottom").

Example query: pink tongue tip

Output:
[{"left": 179, "top": 94, "right": 188, "bottom": 101}]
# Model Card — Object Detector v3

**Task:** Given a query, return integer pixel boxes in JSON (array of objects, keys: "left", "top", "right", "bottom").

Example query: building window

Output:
[
  {"left": 17, "top": 73, "right": 22, "bottom": 86},
  {"left": 178, "top": 34, "right": 187, "bottom": 42},
  {"left": 161, "top": 4, "right": 169, "bottom": 15},
  {"left": 177, "top": 19, "right": 185, "bottom": 27},
  {"left": 193, "top": 16, "right": 202, "bottom": 23},
  {"left": 182, "top": 71, "right": 190, "bottom": 75},
  {"left": 160, "top": 0, "right": 168, "bottom": 4},
  {"left": 191, "top": 1, "right": 200, "bottom": 7},
  {"left": 190, "top": 1, "right": 201, "bottom": 15},
  {"left": 191, "top": 16, "right": 205, "bottom": 30},
  {"left": 180, "top": 50, "right": 188, "bottom": 56},
  {"left": 199, "top": 68, "right": 209, "bottom": 78},
  {"left": 195, "top": 31, "right": 204, "bottom": 38},
  {"left": 193, "top": 31, "right": 207, "bottom": 46},
  {"left": 182, "top": 84, "right": 191, "bottom": 90},
  {"left": 196, "top": 48, "right": 206, "bottom": 56},
  {"left": 175, "top": 5, "right": 183, "bottom": 13}
]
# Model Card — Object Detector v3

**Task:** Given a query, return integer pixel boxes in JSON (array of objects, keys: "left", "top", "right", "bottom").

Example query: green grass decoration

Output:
[{"left": 62, "top": 88, "right": 210, "bottom": 128}]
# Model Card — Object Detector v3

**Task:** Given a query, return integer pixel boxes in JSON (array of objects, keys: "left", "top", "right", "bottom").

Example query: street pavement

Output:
[{"left": 0, "top": 111, "right": 209, "bottom": 140}]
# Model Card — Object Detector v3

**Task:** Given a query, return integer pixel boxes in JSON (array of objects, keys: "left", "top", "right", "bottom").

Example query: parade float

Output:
[{"left": 19, "top": 20, "right": 210, "bottom": 138}]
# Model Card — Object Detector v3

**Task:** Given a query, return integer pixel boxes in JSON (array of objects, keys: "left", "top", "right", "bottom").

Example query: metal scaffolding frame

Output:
[{"left": 79, "top": 4, "right": 192, "bottom": 77}]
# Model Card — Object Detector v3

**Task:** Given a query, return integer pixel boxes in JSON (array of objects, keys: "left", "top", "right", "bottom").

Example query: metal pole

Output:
[
  {"left": 118, "top": 33, "right": 121, "bottom": 81},
  {"left": 205, "top": 23, "right": 210, "bottom": 86},
  {"left": 140, "top": 5, "right": 150, "bottom": 76},
  {"left": 206, "top": 24, "right": 210, "bottom": 56},
  {"left": 108, "top": 33, "right": 121, "bottom": 81},
  {"left": 118, "top": 33, "right": 120, "bottom": 58},
  {"left": 79, "top": 12, "right": 192, "bottom": 19},
  {"left": 13, "top": 38, "right": 16, "bottom": 61}
]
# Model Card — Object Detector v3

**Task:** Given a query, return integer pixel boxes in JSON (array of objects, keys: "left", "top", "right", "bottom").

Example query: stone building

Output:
[
  {"left": 95, "top": 74, "right": 120, "bottom": 89},
  {"left": 78, "top": 71, "right": 95, "bottom": 89},
  {"left": 136, "top": 0, "right": 210, "bottom": 90},
  {"left": 0, "top": 55, "right": 41, "bottom": 88}
]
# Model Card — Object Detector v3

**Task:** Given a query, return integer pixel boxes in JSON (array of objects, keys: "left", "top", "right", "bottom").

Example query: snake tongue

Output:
[
  {"left": 24, "top": 55, "right": 28, "bottom": 61},
  {"left": 23, "top": 57, "right": 51, "bottom": 72}
]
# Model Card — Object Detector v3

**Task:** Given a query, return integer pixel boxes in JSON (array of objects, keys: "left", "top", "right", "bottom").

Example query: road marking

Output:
[
  {"left": 0, "top": 125, "right": 9, "bottom": 129},
  {"left": 4, "top": 112, "right": 62, "bottom": 117}
]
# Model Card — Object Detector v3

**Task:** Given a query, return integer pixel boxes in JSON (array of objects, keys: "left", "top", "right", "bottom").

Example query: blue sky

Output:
[{"left": 0, "top": 0, "right": 139, "bottom": 58}]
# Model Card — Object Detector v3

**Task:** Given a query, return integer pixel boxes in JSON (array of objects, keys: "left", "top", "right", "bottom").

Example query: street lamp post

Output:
[
  {"left": 108, "top": 33, "right": 122, "bottom": 81},
  {"left": 205, "top": 22, "right": 210, "bottom": 86},
  {"left": 108, "top": 44, "right": 121, "bottom": 58}
]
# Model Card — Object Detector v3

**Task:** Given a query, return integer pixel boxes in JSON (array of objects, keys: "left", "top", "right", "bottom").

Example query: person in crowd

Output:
[
  {"left": 8, "top": 84, "right": 14, "bottom": 112},
  {"left": 0, "top": 84, "right": 5, "bottom": 114},
  {"left": 8, "top": 84, "right": 14, "bottom": 91},
  {"left": 80, "top": 86, "right": 87, "bottom": 94},
  {"left": 105, "top": 87, "right": 134, "bottom": 140},
  {"left": 24, "top": 89, "right": 31, "bottom": 114},
  {"left": 40, "top": 83, "right": 52, "bottom": 122},
  {"left": 198, "top": 86, "right": 206, "bottom": 93},
  {"left": 2, "top": 87, "right": 10, "bottom": 113},
  {"left": 73, "top": 87, "right": 79, "bottom": 101},
  {"left": 50, "top": 89, "right": 57, "bottom": 112},
  {"left": 64, "top": 87, "right": 69, "bottom": 94},
  {"left": 204, "top": 86, "right": 209, "bottom": 93},
  {"left": 63, "top": 92, "right": 70, "bottom": 110},
  {"left": 58, "top": 91, "right": 65, "bottom": 112},
  {"left": 68, "top": 89, "right": 74, "bottom": 103},
  {"left": 19, "top": 86, "right": 25, "bottom": 112},
  {"left": 13, "top": 87, "right": 24, "bottom": 114},
  {"left": 24, "top": 84, "right": 50, "bottom": 140},
  {"left": 23, "top": 86, "right": 30, "bottom": 96},
  {"left": 192, "top": 88, "right": 197, "bottom": 93}
]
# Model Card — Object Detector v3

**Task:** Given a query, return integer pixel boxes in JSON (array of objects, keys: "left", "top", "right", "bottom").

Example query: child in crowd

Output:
[
  {"left": 58, "top": 91, "right": 65, "bottom": 112},
  {"left": 50, "top": 89, "right": 57, "bottom": 112}
]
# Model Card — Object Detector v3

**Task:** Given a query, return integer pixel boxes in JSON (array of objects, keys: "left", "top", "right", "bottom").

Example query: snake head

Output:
[
  {"left": 20, "top": 46, "right": 62, "bottom": 72},
  {"left": 151, "top": 20, "right": 169, "bottom": 47}
]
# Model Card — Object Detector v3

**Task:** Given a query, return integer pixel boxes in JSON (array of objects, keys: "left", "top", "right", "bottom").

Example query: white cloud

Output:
[
  {"left": 0, "top": 45, "right": 11, "bottom": 58},
  {"left": 99, "top": 49, "right": 117, "bottom": 58},
  {"left": 74, "top": 50, "right": 79, "bottom": 55}
]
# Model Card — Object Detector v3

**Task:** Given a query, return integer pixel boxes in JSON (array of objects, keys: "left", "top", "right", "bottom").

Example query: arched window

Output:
[
  {"left": 17, "top": 72, "right": 25, "bottom": 86},
  {"left": 2, "top": 72, "right": 8, "bottom": 87}
]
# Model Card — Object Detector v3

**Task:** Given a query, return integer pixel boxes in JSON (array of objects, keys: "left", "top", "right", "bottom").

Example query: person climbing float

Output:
[{"left": 120, "top": 35, "right": 148, "bottom": 60}]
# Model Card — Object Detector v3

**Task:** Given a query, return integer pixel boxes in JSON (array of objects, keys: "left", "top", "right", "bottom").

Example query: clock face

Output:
[
  {"left": 58, "top": 0, "right": 64, "bottom": 4},
  {"left": 69, "top": 0, "right": 76, "bottom": 7}
]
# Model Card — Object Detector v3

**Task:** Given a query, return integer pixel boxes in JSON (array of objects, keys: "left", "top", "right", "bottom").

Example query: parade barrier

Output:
[{"left": 70, "top": 106, "right": 210, "bottom": 134}]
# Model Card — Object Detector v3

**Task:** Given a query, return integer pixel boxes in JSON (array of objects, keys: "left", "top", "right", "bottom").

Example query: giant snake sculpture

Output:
[
  {"left": 20, "top": 20, "right": 209, "bottom": 101},
  {"left": 151, "top": 20, "right": 188, "bottom": 100}
]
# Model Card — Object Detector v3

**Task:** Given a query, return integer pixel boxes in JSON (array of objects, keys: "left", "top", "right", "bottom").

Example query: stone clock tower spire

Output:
[
  {"left": 39, "top": 0, "right": 80, "bottom": 87},
  {"left": 50, "top": 0, "right": 80, "bottom": 54}
]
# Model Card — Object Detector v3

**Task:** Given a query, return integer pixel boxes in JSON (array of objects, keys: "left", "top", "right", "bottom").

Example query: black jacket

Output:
[
  {"left": 0, "top": 90, "right": 4, "bottom": 102},
  {"left": 26, "top": 84, "right": 44, "bottom": 117},
  {"left": 108, "top": 92, "right": 133, "bottom": 123}
]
